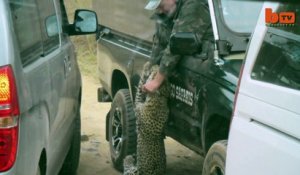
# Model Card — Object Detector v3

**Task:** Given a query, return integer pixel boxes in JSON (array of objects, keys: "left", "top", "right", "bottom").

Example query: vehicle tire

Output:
[
  {"left": 59, "top": 110, "right": 81, "bottom": 175},
  {"left": 202, "top": 140, "right": 227, "bottom": 175},
  {"left": 109, "top": 89, "right": 137, "bottom": 171}
]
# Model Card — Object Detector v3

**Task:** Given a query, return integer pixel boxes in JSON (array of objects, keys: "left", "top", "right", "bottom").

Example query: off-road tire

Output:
[
  {"left": 109, "top": 89, "right": 137, "bottom": 171},
  {"left": 202, "top": 140, "right": 227, "bottom": 175},
  {"left": 59, "top": 110, "right": 81, "bottom": 175}
]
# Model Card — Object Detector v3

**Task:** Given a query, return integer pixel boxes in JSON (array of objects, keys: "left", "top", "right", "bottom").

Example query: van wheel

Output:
[
  {"left": 202, "top": 140, "right": 227, "bottom": 175},
  {"left": 109, "top": 89, "right": 137, "bottom": 171},
  {"left": 59, "top": 110, "right": 81, "bottom": 175}
]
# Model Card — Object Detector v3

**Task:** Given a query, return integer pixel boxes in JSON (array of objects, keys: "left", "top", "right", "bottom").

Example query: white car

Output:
[{"left": 226, "top": 1, "right": 300, "bottom": 175}]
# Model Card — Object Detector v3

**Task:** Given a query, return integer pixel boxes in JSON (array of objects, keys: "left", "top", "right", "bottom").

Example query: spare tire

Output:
[{"left": 109, "top": 89, "right": 137, "bottom": 171}]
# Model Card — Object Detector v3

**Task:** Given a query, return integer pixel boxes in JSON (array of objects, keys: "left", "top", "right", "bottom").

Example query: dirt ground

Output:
[{"left": 77, "top": 75, "right": 203, "bottom": 175}]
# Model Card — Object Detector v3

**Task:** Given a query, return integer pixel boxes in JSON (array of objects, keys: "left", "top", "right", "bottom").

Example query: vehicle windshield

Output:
[{"left": 221, "top": 0, "right": 263, "bottom": 33}]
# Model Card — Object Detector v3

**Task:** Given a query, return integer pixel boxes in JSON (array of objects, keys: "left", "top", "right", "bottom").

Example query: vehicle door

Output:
[
  {"left": 34, "top": 0, "right": 70, "bottom": 173},
  {"left": 227, "top": 3, "right": 300, "bottom": 175},
  {"left": 56, "top": 0, "right": 81, "bottom": 135},
  {"left": 167, "top": 0, "right": 263, "bottom": 152}
]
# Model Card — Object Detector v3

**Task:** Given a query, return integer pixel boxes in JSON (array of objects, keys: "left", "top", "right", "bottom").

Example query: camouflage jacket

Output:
[{"left": 150, "top": 0, "right": 213, "bottom": 77}]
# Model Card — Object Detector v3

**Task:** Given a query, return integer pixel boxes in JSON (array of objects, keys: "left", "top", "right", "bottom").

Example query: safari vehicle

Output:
[
  {"left": 226, "top": 1, "right": 300, "bottom": 174},
  {"left": 0, "top": 0, "right": 97, "bottom": 175},
  {"left": 93, "top": 0, "right": 263, "bottom": 173}
]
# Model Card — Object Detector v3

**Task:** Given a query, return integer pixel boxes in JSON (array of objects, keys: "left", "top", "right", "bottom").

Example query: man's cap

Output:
[{"left": 145, "top": 0, "right": 162, "bottom": 10}]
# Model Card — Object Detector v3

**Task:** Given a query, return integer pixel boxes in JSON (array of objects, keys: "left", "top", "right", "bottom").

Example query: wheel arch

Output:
[
  {"left": 203, "top": 114, "right": 230, "bottom": 154},
  {"left": 111, "top": 70, "right": 130, "bottom": 98}
]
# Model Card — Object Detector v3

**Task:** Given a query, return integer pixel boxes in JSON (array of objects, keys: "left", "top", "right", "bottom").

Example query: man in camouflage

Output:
[
  {"left": 143, "top": 0, "right": 213, "bottom": 93},
  {"left": 124, "top": 0, "right": 213, "bottom": 174}
]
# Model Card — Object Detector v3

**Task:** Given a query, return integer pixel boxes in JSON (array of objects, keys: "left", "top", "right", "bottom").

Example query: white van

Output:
[
  {"left": 0, "top": 0, "right": 97, "bottom": 174},
  {"left": 226, "top": 1, "right": 300, "bottom": 175}
]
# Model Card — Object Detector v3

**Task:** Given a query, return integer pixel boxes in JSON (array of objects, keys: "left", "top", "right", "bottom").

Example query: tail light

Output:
[{"left": 0, "top": 65, "right": 20, "bottom": 172}]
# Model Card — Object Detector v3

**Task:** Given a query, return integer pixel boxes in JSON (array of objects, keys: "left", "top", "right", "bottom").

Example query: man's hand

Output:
[
  {"left": 142, "top": 80, "right": 161, "bottom": 93},
  {"left": 142, "top": 71, "right": 166, "bottom": 93}
]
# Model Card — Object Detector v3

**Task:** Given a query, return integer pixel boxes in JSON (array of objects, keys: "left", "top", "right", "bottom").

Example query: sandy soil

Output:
[{"left": 77, "top": 75, "right": 203, "bottom": 175}]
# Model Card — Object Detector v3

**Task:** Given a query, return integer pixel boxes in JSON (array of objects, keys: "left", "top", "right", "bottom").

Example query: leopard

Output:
[
  {"left": 123, "top": 62, "right": 170, "bottom": 175},
  {"left": 123, "top": 155, "right": 138, "bottom": 175}
]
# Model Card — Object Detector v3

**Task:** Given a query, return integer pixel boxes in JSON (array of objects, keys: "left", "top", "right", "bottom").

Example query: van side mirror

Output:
[
  {"left": 170, "top": 32, "right": 202, "bottom": 55},
  {"left": 66, "top": 10, "right": 98, "bottom": 36}
]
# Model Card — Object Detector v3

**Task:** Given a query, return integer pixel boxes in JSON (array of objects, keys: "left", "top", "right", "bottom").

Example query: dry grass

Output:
[{"left": 64, "top": 0, "right": 98, "bottom": 80}]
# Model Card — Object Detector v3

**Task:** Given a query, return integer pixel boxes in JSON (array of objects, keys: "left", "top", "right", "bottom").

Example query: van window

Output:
[
  {"left": 251, "top": 4, "right": 300, "bottom": 91},
  {"left": 9, "top": 0, "right": 43, "bottom": 65},
  {"left": 276, "top": 4, "right": 300, "bottom": 35},
  {"left": 36, "top": 0, "right": 59, "bottom": 55},
  {"left": 251, "top": 27, "right": 300, "bottom": 91}
]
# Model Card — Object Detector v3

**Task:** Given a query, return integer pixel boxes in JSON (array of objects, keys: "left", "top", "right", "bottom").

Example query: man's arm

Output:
[
  {"left": 159, "top": 0, "right": 212, "bottom": 76},
  {"left": 144, "top": 0, "right": 212, "bottom": 93}
]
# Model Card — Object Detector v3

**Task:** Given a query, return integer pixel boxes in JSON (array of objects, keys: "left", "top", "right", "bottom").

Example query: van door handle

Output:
[
  {"left": 64, "top": 56, "right": 71, "bottom": 77},
  {"left": 64, "top": 56, "right": 71, "bottom": 71}
]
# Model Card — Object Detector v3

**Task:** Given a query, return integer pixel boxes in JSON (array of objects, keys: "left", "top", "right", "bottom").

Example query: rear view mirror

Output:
[
  {"left": 67, "top": 10, "right": 98, "bottom": 35},
  {"left": 170, "top": 32, "right": 201, "bottom": 55}
]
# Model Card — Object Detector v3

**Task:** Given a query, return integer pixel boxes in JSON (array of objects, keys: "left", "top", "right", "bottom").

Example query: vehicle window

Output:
[
  {"left": 251, "top": 27, "right": 300, "bottom": 91},
  {"left": 9, "top": 0, "right": 43, "bottom": 65},
  {"left": 36, "top": 0, "right": 59, "bottom": 55},
  {"left": 276, "top": 4, "right": 300, "bottom": 35},
  {"left": 220, "top": 0, "right": 263, "bottom": 33}
]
